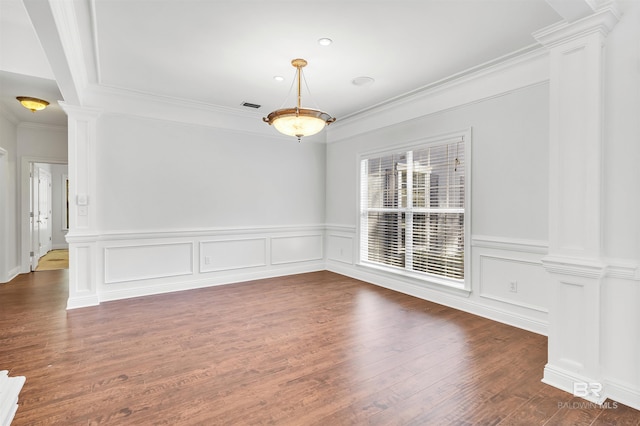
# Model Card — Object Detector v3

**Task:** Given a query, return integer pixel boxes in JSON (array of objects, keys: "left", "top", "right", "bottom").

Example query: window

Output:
[{"left": 360, "top": 135, "right": 468, "bottom": 287}]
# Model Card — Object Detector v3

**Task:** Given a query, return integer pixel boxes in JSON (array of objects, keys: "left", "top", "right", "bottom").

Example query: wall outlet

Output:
[{"left": 509, "top": 281, "right": 518, "bottom": 293}]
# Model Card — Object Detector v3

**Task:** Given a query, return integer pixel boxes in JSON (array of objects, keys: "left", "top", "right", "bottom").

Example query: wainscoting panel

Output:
[
  {"left": 557, "top": 279, "right": 586, "bottom": 372},
  {"left": 479, "top": 255, "right": 548, "bottom": 313},
  {"left": 327, "top": 232, "right": 550, "bottom": 335},
  {"left": 271, "top": 234, "right": 323, "bottom": 265},
  {"left": 326, "top": 234, "right": 354, "bottom": 264},
  {"left": 82, "top": 229, "right": 553, "bottom": 338},
  {"left": 472, "top": 236, "right": 550, "bottom": 331},
  {"left": 74, "top": 244, "right": 93, "bottom": 292},
  {"left": 82, "top": 226, "right": 326, "bottom": 306},
  {"left": 200, "top": 238, "right": 267, "bottom": 273},
  {"left": 104, "top": 242, "right": 194, "bottom": 284},
  {"left": 67, "top": 240, "right": 100, "bottom": 309}
]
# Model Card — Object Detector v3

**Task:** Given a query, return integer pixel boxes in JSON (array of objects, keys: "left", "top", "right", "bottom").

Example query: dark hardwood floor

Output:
[{"left": 1, "top": 270, "right": 638, "bottom": 425}]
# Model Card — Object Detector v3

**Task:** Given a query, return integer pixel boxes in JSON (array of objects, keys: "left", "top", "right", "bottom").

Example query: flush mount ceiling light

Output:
[
  {"left": 16, "top": 96, "right": 49, "bottom": 112},
  {"left": 263, "top": 58, "right": 335, "bottom": 141}
]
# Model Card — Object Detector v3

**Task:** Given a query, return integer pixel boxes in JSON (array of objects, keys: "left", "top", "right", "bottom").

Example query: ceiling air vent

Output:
[{"left": 241, "top": 101, "right": 261, "bottom": 109}]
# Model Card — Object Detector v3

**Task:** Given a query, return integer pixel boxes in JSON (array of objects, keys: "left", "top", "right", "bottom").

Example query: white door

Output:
[
  {"left": 37, "top": 167, "right": 53, "bottom": 258},
  {"left": 30, "top": 165, "right": 39, "bottom": 270}
]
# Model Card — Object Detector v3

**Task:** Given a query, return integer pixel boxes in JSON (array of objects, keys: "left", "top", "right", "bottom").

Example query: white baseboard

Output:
[
  {"left": 542, "top": 363, "right": 606, "bottom": 404},
  {"left": 7, "top": 266, "right": 20, "bottom": 283},
  {"left": 542, "top": 364, "right": 640, "bottom": 410},
  {"left": 66, "top": 294, "right": 100, "bottom": 310},
  {"left": 327, "top": 261, "right": 548, "bottom": 335},
  {"left": 604, "top": 379, "right": 640, "bottom": 411}
]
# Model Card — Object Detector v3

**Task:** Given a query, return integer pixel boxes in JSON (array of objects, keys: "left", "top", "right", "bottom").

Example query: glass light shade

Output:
[
  {"left": 16, "top": 96, "right": 49, "bottom": 112},
  {"left": 265, "top": 108, "right": 334, "bottom": 138},
  {"left": 263, "top": 58, "right": 335, "bottom": 140}
]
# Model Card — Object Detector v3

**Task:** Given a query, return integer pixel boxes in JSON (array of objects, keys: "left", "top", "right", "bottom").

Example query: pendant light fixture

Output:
[
  {"left": 16, "top": 96, "right": 49, "bottom": 112},
  {"left": 263, "top": 58, "right": 335, "bottom": 141}
]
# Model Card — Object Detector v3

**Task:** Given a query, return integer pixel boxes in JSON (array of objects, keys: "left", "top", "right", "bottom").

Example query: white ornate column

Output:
[
  {"left": 533, "top": 5, "right": 620, "bottom": 403},
  {"left": 60, "top": 103, "right": 101, "bottom": 309}
]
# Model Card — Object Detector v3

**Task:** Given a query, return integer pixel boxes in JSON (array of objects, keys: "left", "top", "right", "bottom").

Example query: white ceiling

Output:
[{"left": 0, "top": 0, "right": 565, "bottom": 129}]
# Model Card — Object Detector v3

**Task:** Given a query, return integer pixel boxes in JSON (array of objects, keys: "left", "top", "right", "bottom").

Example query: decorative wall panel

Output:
[
  {"left": 200, "top": 238, "right": 267, "bottom": 272},
  {"left": 105, "top": 242, "right": 193, "bottom": 284},
  {"left": 271, "top": 234, "right": 323, "bottom": 265}
]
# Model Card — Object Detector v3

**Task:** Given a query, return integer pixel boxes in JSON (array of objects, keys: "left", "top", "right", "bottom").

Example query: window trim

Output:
[{"left": 356, "top": 129, "right": 472, "bottom": 291}]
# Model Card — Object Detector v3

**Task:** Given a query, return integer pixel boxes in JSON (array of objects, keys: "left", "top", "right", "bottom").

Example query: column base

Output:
[{"left": 543, "top": 363, "right": 606, "bottom": 404}]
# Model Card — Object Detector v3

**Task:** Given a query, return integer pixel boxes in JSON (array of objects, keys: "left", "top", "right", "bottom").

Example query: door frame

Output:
[
  {"left": 20, "top": 156, "right": 67, "bottom": 273},
  {"left": 0, "top": 148, "right": 7, "bottom": 282}
]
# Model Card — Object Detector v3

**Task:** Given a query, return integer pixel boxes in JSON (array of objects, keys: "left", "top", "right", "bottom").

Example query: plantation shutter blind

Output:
[{"left": 360, "top": 138, "right": 465, "bottom": 281}]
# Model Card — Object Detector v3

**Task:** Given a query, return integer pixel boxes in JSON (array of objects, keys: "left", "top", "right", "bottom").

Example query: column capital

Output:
[
  {"left": 59, "top": 102, "right": 102, "bottom": 120},
  {"left": 533, "top": 4, "right": 621, "bottom": 48}
]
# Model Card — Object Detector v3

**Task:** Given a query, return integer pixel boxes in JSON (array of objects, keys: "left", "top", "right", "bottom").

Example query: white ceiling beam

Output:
[{"left": 22, "top": 0, "right": 90, "bottom": 106}]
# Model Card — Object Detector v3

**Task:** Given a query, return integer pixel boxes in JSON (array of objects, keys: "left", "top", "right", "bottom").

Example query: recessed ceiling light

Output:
[
  {"left": 273, "top": 75, "right": 285, "bottom": 82},
  {"left": 352, "top": 76, "right": 375, "bottom": 87},
  {"left": 318, "top": 38, "right": 333, "bottom": 46}
]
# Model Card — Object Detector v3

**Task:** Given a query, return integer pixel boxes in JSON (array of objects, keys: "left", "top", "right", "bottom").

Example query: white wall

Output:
[
  {"left": 96, "top": 114, "right": 326, "bottom": 231},
  {"left": 0, "top": 113, "right": 19, "bottom": 282},
  {"left": 327, "top": 85, "right": 549, "bottom": 240},
  {"left": 17, "top": 123, "right": 67, "bottom": 158}
]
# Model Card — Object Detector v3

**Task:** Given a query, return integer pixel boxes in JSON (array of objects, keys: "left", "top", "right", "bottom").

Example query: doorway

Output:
[{"left": 23, "top": 160, "right": 69, "bottom": 272}]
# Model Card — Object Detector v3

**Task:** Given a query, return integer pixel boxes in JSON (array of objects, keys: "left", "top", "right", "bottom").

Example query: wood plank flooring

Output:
[{"left": 1, "top": 270, "right": 638, "bottom": 425}]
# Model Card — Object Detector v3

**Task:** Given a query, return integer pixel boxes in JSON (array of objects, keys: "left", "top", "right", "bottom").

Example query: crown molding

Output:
[
  {"left": 339, "top": 43, "right": 545, "bottom": 123},
  {"left": 81, "top": 83, "right": 304, "bottom": 139},
  {"left": 88, "top": 83, "right": 263, "bottom": 119},
  {"left": 327, "top": 45, "right": 549, "bottom": 144},
  {"left": 17, "top": 121, "right": 67, "bottom": 132}
]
